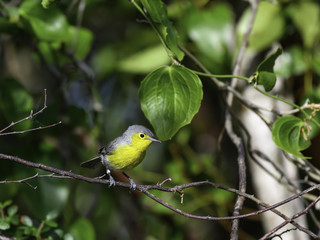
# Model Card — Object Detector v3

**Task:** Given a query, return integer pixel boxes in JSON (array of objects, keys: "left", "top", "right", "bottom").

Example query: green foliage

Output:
[
  {"left": 18, "top": 0, "right": 93, "bottom": 61},
  {"left": 0, "top": 200, "right": 70, "bottom": 239},
  {"left": 0, "top": 78, "right": 33, "bottom": 131},
  {"left": 139, "top": 65, "right": 203, "bottom": 140},
  {"left": 238, "top": 1, "right": 285, "bottom": 51},
  {"left": 272, "top": 116, "right": 311, "bottom": 159},
  {"left": 286, "top": 1, "right": 320, "bottom": 49},
  {"left": 185, "top": 3, "right": 233, "bottom": 72},
  {"left": 69, "top": 218, "right": 95, "bottom": 240},
  {"left": 250, "top": 48, "right": 282, "bottom": 91},
  {"left": 117, "top": 44, "right": 170, "bottom": 74},
  {"left": 140, "top": 0, "right": 184, "bottom": 60}
]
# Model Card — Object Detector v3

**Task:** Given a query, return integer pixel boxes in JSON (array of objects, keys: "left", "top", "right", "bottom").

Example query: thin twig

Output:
[{"left": 0, "top": 89, "right": 61, "bottom": 136}]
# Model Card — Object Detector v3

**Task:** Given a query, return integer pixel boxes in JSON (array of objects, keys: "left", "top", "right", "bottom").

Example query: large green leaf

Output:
[
  {"left": 272, "top": 115, "right": 311, "bottom": 159},
  {"left": 251, "top": 48, "right": 282, "bottom": 91},
  {"left": 19, "top": 0, "right": 69, "bottom": 42},
  {"left": 139, "top": 65, "right": 203, "bottom": 140},
  {"left": 140, "top": 0, "right": 184, "bottom": 61}
]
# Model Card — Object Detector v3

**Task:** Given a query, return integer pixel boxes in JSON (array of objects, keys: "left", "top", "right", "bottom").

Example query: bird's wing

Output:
[
  {"left": 80, "top": 156, "right": 101, "bottom": 169},
  {"left": 99, "top": 135, "right": 127, "bottom": 155}
]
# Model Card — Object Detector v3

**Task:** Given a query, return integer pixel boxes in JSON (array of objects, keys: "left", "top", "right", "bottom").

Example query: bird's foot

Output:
[
  {"left": 129, "top": 178, "right": 137, "bottom": 192},
  {"left": 108, "top": 175, "right": 116, "bottom": 188}
]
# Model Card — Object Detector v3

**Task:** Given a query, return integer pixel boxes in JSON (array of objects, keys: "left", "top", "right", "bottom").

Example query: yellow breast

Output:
[{"left": 107, "top": 132, "right": 153, "bottom": 171}]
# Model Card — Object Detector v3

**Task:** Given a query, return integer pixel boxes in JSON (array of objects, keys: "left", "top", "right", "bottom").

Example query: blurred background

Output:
[{"left": 0, "top": 0, "right": 320, "bottom": 239}]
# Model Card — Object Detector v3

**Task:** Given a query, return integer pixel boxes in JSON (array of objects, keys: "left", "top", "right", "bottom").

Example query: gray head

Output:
[{"left": 124, "top": 125, "right": 160, "bottom": 142}]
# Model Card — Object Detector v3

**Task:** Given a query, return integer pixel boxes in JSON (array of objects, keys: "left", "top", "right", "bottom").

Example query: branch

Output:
[
  {"left": 0, "top": 89, "right": 62, "bottom": 136},
  {"left": 0, "top": 153, "right": 319, "bottom": 239},
  {"left": 226, "top": 0, "right": 260, "bottom": 238}
]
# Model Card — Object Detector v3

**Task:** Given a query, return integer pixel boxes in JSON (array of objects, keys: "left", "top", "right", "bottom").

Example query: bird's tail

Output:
[{"left": 80, "top": 156, "right": 101, "bottom": 169}]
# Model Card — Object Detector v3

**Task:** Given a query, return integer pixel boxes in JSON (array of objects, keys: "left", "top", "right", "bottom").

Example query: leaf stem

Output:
[
  {"left": 192, "top": 70, "right": 251, "bottom": 82},
  {"left": 130, "top": 0, "right": 175, "bottom": 62}
]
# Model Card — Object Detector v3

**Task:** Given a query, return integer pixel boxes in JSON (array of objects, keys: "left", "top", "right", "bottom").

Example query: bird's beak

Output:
[{"left": 147, "top": 137, "right": 161, "bottom": 143}]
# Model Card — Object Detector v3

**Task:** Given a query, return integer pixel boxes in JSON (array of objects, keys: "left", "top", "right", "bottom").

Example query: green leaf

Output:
[
  {"left": 237, "top": 1, "right": 285, "bottom": 51},
  {"left": 45, "top": 220, "right": 58, "bottom": 228},
  {"left": 287, "top": 1, "right": 320, "bottom": 49},
  {"left": 185, "top": 3, "right": 234, "bottom": 72},
  {"left": 21, "top": 215, "right": 33, "bottom": 227},
  {"left": 0, "top": 220, "right": 10, "bottom": 230},
  {"left": 272, "top": 115, "right": 311, "bottom": 159},
  {"left": 19, "top": 0, "right": 69, "bottom": 42},
  {"left": 140, "top": 0, "right": 184, "bottom": 60},
  {"left": 7, "top": 205, "right": 18, "bottom": 217},
  {"left": 46, "top": 210, "right": 58, "bottom": 221},
  {"left": 65, "top": 26, "right": 94, "bottom": 60},
  {"left": 69, "top": 218, "right": 95, "bottom": 240},
  {"left": 117, "top": 44, "right": 170, "bottom": 74},
  {"left": 139, "top": 65, "right": 203, "bottom": 140},
  {"left": 41, "top": 0, "right": 55, "bottom": 9},
  {"left": 251, "top": 48, "right": 282, "bottom": 91},
  {"left": 0, "top": 200, "right": 12, "bottom": 209}
]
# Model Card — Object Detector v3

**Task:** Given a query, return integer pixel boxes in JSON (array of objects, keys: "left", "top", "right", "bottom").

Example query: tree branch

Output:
[{"left": 0, "top": 153, "right": 319, "bottom": 239}]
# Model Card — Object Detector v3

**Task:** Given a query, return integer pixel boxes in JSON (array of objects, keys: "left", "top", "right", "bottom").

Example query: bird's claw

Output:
[{"left": 108, "top": 175, "right": 116, "bottom": 188}]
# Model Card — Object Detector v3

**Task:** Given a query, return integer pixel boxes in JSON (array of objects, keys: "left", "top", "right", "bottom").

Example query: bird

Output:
[{"left": 81, "top": 125, "right": 161, "bottom": 191}]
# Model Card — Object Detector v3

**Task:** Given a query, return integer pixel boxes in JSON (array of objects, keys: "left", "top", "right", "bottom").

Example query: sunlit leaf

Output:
[
  {"left": 237, "top": 1, "right": 285, "bottom": 51},
  {"left": 287, "top": 1, "right": 320, "bottom": 49},
  {"left": 118, "top": 45, "right": 170, "bottom": 74}
]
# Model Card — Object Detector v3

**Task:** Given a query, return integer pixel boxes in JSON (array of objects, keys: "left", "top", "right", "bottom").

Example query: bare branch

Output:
[
  {"left": 0, "top": 89, "right": 62, "bottom": 136},
  {"left": 0, "top": 153, "right": 319, "bottom": 239}
]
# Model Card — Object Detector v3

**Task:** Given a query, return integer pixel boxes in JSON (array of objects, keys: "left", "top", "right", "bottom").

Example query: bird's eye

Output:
[{"left": 139, "top": 133, "right": 145, "bottom": 138}]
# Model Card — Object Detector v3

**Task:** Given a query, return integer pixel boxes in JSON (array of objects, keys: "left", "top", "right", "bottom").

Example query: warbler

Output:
[{"left": 81, "top": 125, "right": 161, "bottom": 190}]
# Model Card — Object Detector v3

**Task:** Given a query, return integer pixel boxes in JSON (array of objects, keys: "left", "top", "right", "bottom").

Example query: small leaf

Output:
[
  {"left": 1, "top": 200, "right": 12, "bottom": 209},
  {"left": 252, "top": 48, "right": 282, "bottom": 91},
  {"left": 8, "top": 205, "right": 18, "bottom": 217},
  {"left": 272, "top": 115, "right": 311, "bottom": 159},
  {"left": 139, "top": 65, "right": 203, "bottom": 140},
  {"left": 0, "top": 220, "right": 10, "bottom": 230},
  {"left": 46, "top": 210, "right": 58, "bottom": 221},
  {"left": 45, "top": 220, "right": 58, "bottom": 228},
  {"left": 140, "top": 0, "right": 184, "bottom": 60},
  {"left": 21, "top": 215, "right": 33, "bottom": 227}
]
